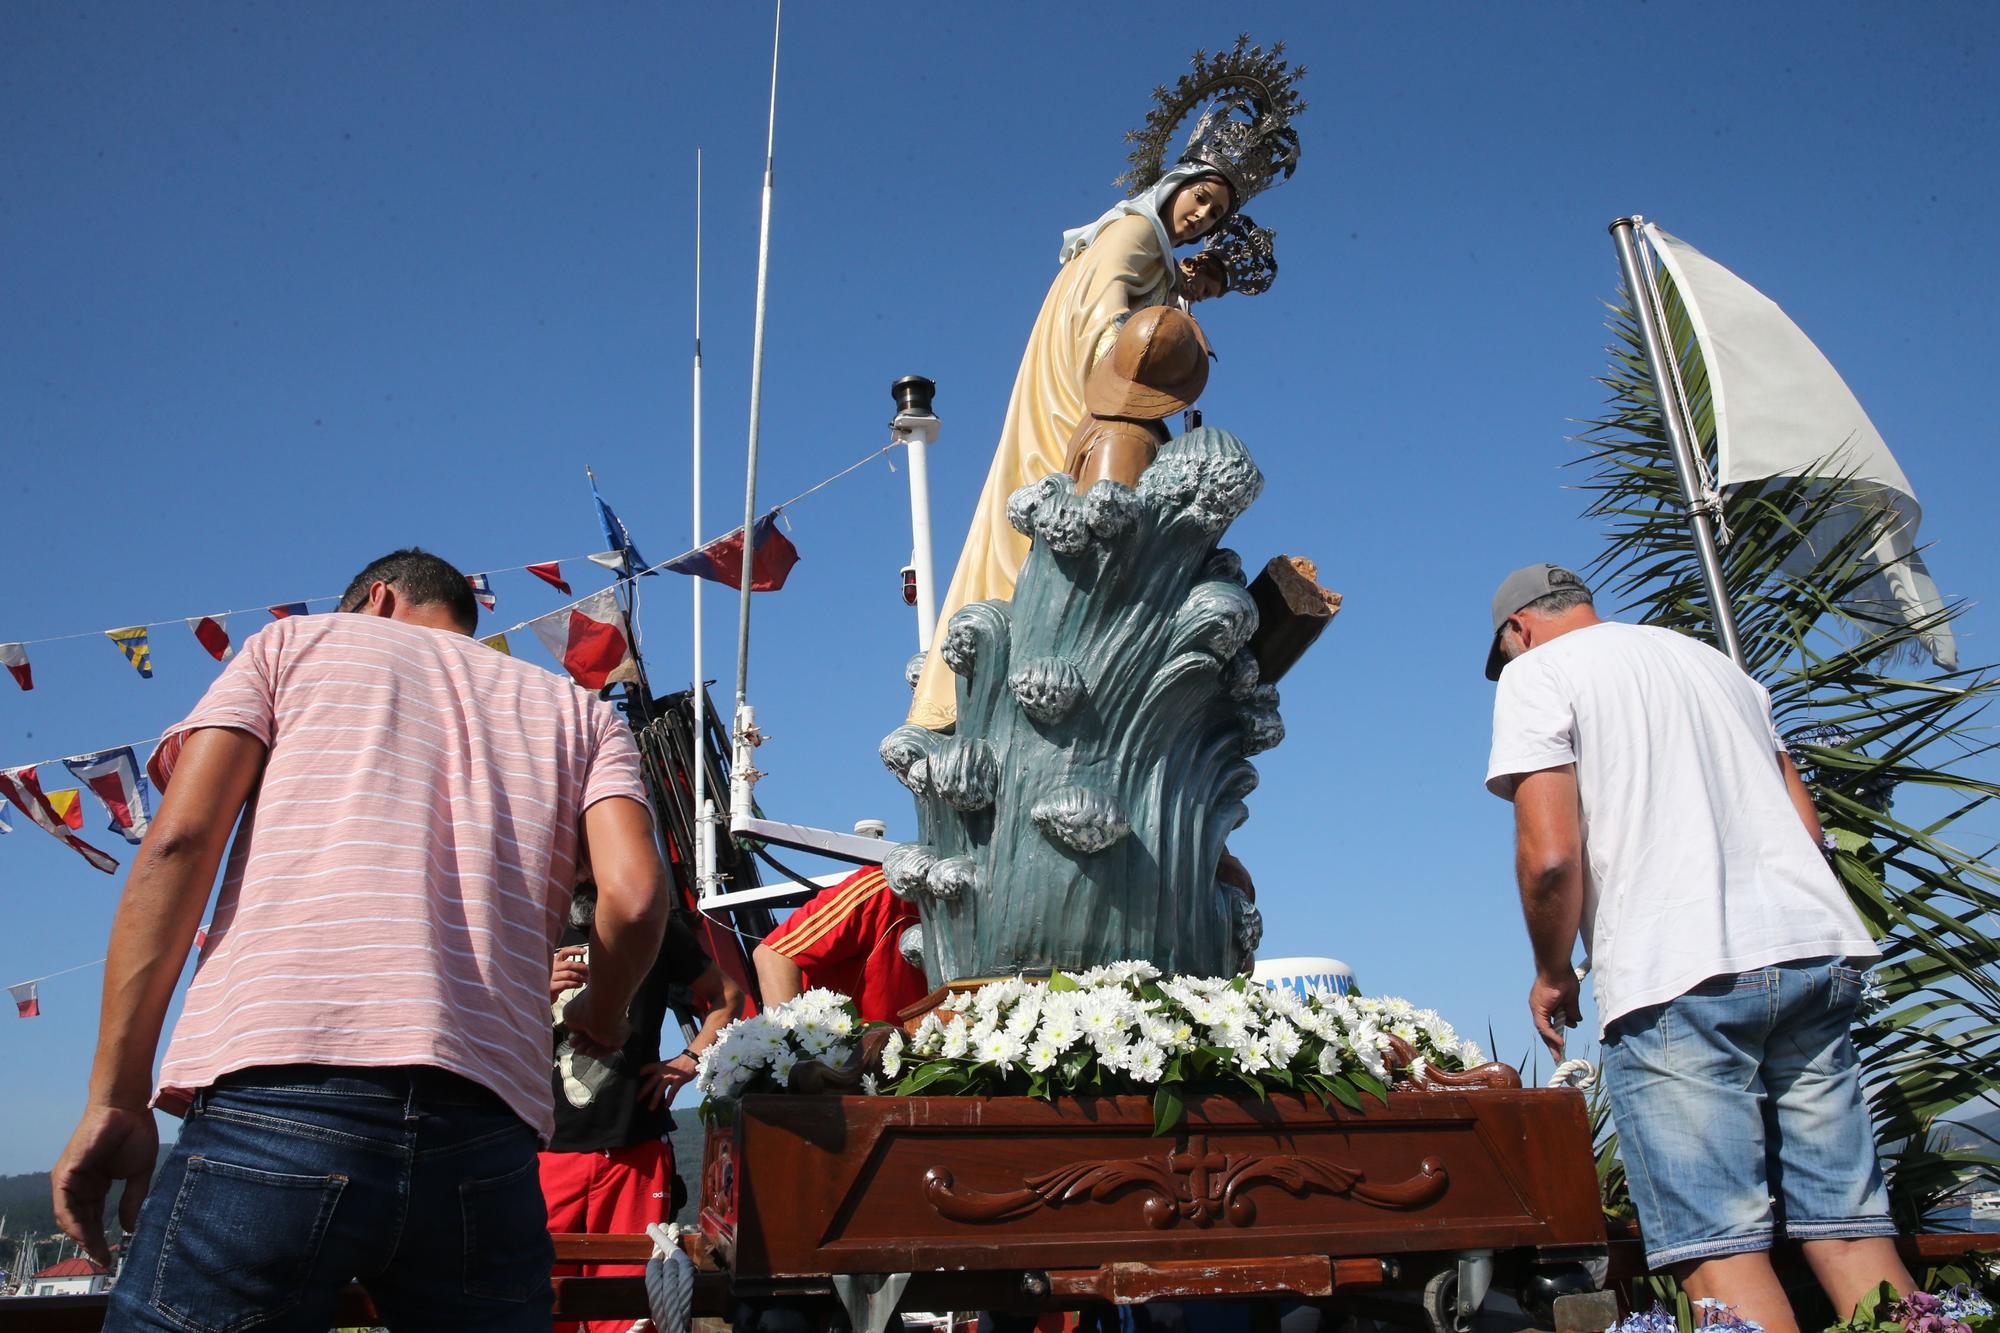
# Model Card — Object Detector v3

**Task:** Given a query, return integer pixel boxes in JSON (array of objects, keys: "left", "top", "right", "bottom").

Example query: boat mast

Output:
[
  {"left": 692, "top": 149, "right": 719, "bottom": 897},
  {"left": 729, "top": 0, "right": 782, "bottom": 832}
]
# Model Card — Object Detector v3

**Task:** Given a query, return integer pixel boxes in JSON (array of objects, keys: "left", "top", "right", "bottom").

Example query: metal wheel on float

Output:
[{"left": 1422, "top": 1269, "right": 1475, "bottom": 1333}]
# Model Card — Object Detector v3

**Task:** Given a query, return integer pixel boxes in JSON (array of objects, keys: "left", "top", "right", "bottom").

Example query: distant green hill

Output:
[{"left": 0, "top": 1172, "right": 58, "bottom": 1241}]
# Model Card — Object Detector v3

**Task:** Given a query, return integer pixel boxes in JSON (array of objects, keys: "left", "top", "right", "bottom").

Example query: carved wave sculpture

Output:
[
  {"left": 922, "top": 1133, "right": 1449, "bottom": 1229},
  {"left": 883, "top": 427, "right": 1278, "bottom": 984}
]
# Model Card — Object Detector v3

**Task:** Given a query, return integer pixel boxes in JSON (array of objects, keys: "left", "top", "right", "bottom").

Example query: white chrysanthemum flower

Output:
[
  {"left": 1315, "top": 1042, "right": 1346, "bottom": 1076},
  {"left": 977, "top": 1030, "right": 1025, "bottom": 1069},
  {"left": 1456, "top": 1039, "right": 1485, "bottom": 1068},
  {"left": 941, "top": 1017, "right": 971, "bottom": 1059},
  {"left": 860, "top": 1073, "right": 880, "bottom": 1096},
  {"left": 1262, "top": 987, "right": 1308, "bottom": 1022},
  {"left": 1390, "top": 1020, "right": 1419, "bottom": 1043},
  {"left": 1235, "top": 1042, "right": 1271, "bottom": 1075},
  {"left": 879, "top": 1029, "right": 906, "bottom": 1079},
  {"left": 1354, "top": 1040, "right": 1388, "bottom": 1081},
  {"left": 771, "top": 1049, "right": 799, "bottom": 1083},
  {"left": 1025, "top": 1038, "right": 1059, "bottom": 1073},
  {"left": 911, "top": 1012, "right": 947, "bottom": 1056},
  {"left": 1037, "top": 1006, "right": 1081, "bottom": 1052},
  {"left": 1263, "top": 1020, "right": 1302, "bottom": 1067},
  {"left": 1210, "top": 1018, "right": 1252, "bottom": 1052},
  {"left": 1129, "top": 1041, "right": 1167, "bottom": 1083}
]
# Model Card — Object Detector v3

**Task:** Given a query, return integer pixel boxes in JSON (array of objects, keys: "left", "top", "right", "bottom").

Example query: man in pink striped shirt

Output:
[{"left": 53, "top": 549, "right": 668, "bottom": 1332}]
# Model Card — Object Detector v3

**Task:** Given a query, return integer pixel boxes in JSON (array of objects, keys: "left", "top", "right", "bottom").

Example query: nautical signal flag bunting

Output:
[
  {"left": 665, "top": 512, "right": 800, "bottom": 591},
  {"left": 0, "top": 643, "right": 31, "bottom": 691},
  {"left": 64, "top": 747, "right": 153, "bottom": 846},
  {"left": 0, "top": 766, "right": 119, "bottom": 873},
  {"left": 106, "top": 626, "right": 153, "bottom": 678},
  {"left": 529, "top": 588, "right": 638, "bottom": 691},
  {"left": 188, "top": 615, "right": 233, "bottom": 661},
  {"left": 526, "top": 562, "right": 572, "bottom": 595}
]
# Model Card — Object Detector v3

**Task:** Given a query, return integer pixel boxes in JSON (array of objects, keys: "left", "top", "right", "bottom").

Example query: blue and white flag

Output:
[
  {"left": 467, "top": 573, "right": 497, "bottom": 613},
  {"left": 590, "top": 472, "right": 655, "bottom": 577},
  {"left": 64, "top": 747, "right": 153, "bottom": 846}
]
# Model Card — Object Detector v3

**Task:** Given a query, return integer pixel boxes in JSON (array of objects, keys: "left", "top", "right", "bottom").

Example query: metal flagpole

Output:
[
  {"left": 1609, "top": 215, "right": 1748, "bottom": 669},
  {"left": 731, "top": 0, "right": 781, "bottom": 832},
  {"left": 692, "top": 149, "right": 718, "bottom": 897}
]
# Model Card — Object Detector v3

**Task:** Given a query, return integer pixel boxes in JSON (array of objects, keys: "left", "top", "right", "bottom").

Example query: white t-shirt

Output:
[{"left": 1486, "top": 621, "right": 1876, "bottom": 1033}]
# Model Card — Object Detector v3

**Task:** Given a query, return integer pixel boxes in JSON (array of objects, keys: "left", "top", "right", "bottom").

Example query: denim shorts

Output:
[
  {"left": 106, "top": 1064, "right": 553, "bottom": 1333},
  {"left": 1601, "top": 957, "right": 1894, "bottom": 1270}
]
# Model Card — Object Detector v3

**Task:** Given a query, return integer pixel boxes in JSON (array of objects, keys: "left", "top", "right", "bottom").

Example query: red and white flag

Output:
[
  {"left": 0, "top": 642, "right": 30, "bottom": 692},
  {"left": 467, "top": 574, "right": 497, "bottom": 613},
  {"left": 0, "top": 766, "right": 120, "bottom": 873},
  {"left": 187, "top": 615, "right": 233, "bottom": 661},
  {"left": 529, "top": 589, "right": 639, "bottom": 691},
  {"left": 9, "top": 982, "right": 38, "bottom": 1019},
  {"left": 526, "top": 562, "right": 572, "bottom": 595},
  {"left": 64, "top": 747, "right": 153, "bottom": 846}
]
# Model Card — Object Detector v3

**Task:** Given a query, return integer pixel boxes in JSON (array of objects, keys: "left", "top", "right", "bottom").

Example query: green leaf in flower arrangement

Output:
[
  {"left": 1350, "top": 1069, "right": 1390, "bottom": 1105},
  {"left": 1326, "top": 1076, "right": 1364, "bottom": 1112},
  {"left": 1152, "top": 1085, "right": 1185, "bottom": 1136},
  {"left": 896, "top": 1060, "right": 963, "bottom": 1096},
  {"left": 1847, "top": 1280, "right": 1897, "bottom": 1330},
  {"left": 1048, "top": 971, "right": 1081, "bottom": 993}
]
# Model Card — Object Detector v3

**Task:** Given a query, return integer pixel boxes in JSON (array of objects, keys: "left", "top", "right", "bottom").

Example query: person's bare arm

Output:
[
  {"left": 1779, "top": 751, "right": 1829, "bottom": 846},
  {"left": 639, "top": 962, "right": 746, "bottom": 1109},
  {"left": 753, "top": 941, "right": 804, "bottom": 1010},
  {"left": 562, "top": 797, "right": 668, "bottom": 1051},
  {"left": 1512, "top": 764, "right": 1586, "bottom": 1058},
  {"left": 53, "top": 727, "right": 267, "bottom": 1262}
]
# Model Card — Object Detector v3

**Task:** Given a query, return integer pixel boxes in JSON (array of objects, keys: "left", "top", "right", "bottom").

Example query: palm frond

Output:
[{"left": 1574, "top": 278, "right": 2000, "bottom": 1227}]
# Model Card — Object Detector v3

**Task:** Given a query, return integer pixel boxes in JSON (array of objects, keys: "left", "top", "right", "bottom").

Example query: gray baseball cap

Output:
[{"left": 1485, "top": 563, "right": 1590, "bottom": 680}]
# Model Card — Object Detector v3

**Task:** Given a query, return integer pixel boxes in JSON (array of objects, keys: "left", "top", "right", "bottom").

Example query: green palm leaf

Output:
[{"left": 1574, "top": 278, "right": 2000, "bottom": 1231}]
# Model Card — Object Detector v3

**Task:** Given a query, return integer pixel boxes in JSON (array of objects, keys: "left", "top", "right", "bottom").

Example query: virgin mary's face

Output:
[{"left": 1165, "top": 177, "right": 1233, "bottom": 245}]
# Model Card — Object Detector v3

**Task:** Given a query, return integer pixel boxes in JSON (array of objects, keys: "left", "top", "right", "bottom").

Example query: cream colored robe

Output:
[{"left": 908, "top": 213, "right": 1174, "bottom": 730}]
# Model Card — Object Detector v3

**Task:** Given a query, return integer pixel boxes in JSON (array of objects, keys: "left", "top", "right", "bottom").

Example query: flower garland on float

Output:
[{"left": 696, "top": 963, "right": 1485, "bottom": 1134}]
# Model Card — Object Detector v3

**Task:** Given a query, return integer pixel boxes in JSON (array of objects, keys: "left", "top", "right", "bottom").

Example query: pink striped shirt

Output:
[{"left": 152, "top": 614, "right": 647, "bottom": 1140}]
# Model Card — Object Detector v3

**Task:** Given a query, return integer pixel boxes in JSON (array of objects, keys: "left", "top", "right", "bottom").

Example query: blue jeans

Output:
[
  {"left": 107, "top": 1064, "right": 553, "bottom": 1333},
  {"left": 1602, "top": 957, "right": 1895, "bottom": 1269}
]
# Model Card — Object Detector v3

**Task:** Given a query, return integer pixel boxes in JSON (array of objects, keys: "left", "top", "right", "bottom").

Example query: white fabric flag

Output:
[
  {"left": 1645, "top": 224, "right": 1955, "bottom": 669},
  {"left": 528, "top": 588, "right": 640, "bottom": 691}
]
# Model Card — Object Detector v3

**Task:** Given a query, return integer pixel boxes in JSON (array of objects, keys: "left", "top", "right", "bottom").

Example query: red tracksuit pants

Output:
[{"left": 540, "top": 1139, "right": 677, "bottom": 1333}]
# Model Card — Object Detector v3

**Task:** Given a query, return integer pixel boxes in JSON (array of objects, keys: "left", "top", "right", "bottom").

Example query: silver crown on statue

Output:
[
  {"left": 1199, "top": 214, "right": 1279, "bottom": 296},
  {"left": 1116, "top": 35, "right": 1306, "bottom": 211}
]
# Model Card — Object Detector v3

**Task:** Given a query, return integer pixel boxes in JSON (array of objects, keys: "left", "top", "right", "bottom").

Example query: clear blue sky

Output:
[{"left": 2, "top": 2, "right": 1995, "bottom": 1173}]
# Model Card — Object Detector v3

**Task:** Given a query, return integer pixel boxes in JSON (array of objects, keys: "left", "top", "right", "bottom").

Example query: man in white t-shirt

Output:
[{"left": 1483, "top": 563, "right": 1910, "bottom": 1333}]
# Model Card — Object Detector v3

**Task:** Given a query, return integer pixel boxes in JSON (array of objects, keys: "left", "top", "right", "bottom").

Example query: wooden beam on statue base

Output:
[{"left": 1246, "top": 555, "right": 1340, "bottom": 685}]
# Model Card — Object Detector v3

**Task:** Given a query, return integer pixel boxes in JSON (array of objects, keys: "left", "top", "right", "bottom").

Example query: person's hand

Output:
[
  {"left": 1530, "top": 969, "right": 1582, "bottom": 1060},
  {"left": 549, "top": 946, "right": 588, "bottom": 1003},
  {"left": 52, "top": 1104, "right": 159, "bottom": 1265},
  {"left": 637, "top": 1052, "right": 700, "bottom": 1110},
  {"left": 561, "top": 987, "right": 630, "bottom": 1056}
]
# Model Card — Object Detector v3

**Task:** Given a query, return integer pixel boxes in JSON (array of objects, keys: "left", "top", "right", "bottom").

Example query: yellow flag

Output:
[
  {"left": 105, "top": 626, "right": 154, "bottom": 678},
  {"left": 480, "top": 633, "right": 511, "bottom": 656},
  {"left": 46, "top": 788, "right": 83, "bottom": 831}
]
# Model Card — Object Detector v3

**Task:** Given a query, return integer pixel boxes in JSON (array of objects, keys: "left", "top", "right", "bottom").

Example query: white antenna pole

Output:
[
  {"left": 730, "top": 0, "right": 780, "bottom": 834},
  {"left": 692, "top": 150, "right": 718, "bottom": 897}
]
